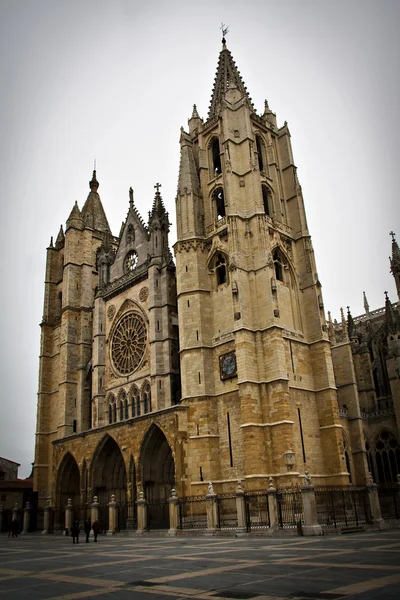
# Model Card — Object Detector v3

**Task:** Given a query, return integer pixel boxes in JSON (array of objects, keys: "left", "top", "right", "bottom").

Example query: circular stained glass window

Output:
[
  {"left": 111, "top": 312, "right": 147, "bottom": 375},
  {"left": 124, "top": 250, "right": 138, "bottom": 272}
]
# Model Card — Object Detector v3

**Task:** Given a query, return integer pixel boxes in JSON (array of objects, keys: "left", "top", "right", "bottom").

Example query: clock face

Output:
[{"left": 220, "top": 352, "right": 237, "bottom": 380}]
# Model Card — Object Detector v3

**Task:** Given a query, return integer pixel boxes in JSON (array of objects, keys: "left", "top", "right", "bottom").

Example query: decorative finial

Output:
[
  {"left": 390, "top": 231, "right": 396, "bottom": 243},
  {"left": 89, "top": 169, "right": 99, "bottom": 192},
  {"left": 384, "top": 290, "right": 389, "bottom": 302},
  {"left": 129, "top": 187, "right": 134, "bottom": 208},
  {"left": 220, "top": 22, "right": 229, "bottom": 45}
]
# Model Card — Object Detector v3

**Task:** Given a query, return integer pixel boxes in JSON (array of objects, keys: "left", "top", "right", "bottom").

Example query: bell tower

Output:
[{"left": 174, "top": 38, "right": 349, "bottom": 491}]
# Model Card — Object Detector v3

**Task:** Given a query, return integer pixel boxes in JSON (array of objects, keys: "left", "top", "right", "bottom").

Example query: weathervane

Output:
[{"left": 220, "top": 22, "right": 230, "bottom": 41}]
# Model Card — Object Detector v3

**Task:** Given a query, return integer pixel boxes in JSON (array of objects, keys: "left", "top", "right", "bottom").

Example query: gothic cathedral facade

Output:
[{"left": 33, "top": 41, "right": 400, "bottom": 520}]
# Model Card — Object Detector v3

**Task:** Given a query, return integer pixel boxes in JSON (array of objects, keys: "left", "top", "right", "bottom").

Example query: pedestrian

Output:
[
  {"left": 71, "top": 520, "right": 80, "bottom": 544},
  {"left": 11, "top": 519, "right": 19, "bottom": 538},
  {"left": 84, "top": 519, "right": 91, "bottom": 543},
  {"left": 92, "top": 520, "right": 100, "bottom": 542}
]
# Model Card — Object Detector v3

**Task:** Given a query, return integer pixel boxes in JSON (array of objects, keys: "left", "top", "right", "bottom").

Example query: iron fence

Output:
[
  {"left": 277, "top": 488, "right": 304, "bottom": 529},
  {"left": 178, "top": 496, "right": 207, "bottom": 530},
  {"left": 315, "top": 486, "right": 372, "bottom": 529},
  {"left": 378, "top": 485, "right": 400, "bottom": 521},
  {"left": 116, "top": 500, "right": 137, "bottom": 531},
  {"left": 245, "top": 491, "right": 270, "bottom": 531},
  {"left": 217, "top": 493, "right": 238, "bottom": 530},
  {"left": 147, "top": 500, "right": 169, "bottom": 530}
]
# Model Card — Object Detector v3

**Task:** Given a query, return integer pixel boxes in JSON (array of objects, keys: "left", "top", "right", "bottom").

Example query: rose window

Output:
[
  {"left": 124, "top": 250, "right": 138, "bottom": 272},
  {"left": 111, "top": 312, "right": 147, "bottom": 375}
]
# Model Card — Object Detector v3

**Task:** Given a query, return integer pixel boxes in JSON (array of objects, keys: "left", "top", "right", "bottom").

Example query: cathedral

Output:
[{"left": 33, "top": 39, "right": 400, "bottom": 530}]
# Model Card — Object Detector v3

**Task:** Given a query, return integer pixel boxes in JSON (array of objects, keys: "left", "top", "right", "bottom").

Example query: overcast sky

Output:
[{"left": 0, "top": 0, "right": 399, "bottom": 478}]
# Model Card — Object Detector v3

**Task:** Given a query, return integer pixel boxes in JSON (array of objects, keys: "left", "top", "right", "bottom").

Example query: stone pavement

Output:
[{"left": 0, "top": 530, "right": 400, "bottom": 600}]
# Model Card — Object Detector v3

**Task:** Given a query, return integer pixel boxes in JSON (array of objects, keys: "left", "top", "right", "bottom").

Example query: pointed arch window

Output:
[
  {"left": 262, "top": 185, "right": 272, "bottom": 216},
  {"left": 212, "top": 187, "right": 226, "bottom": 220},
  {"left": 108, "top": 394, "right": 116, "bottom": 424},
  {"left": 210, "top": 137, "right": 222, "bottom": 177},
  {"left": 131, "top": 385, "right": 139, "bottom": 417},
  {"left": 373, "top": 430, "right": 400, "bottom": 484},
  {"left": 56, "top": 291, "right": 62, "bottom": 320},
  {"left": 256, "top": 134, "right": 267, "bottom": 173},
  {"left": 214, "top": 253, "right": 228, "bottom": 287},
  {"left": 273, "top": 248, "right": 285, "bottom": 282},
  {"left": 142, "top": 382, "right": 151, "bottom": 414}
]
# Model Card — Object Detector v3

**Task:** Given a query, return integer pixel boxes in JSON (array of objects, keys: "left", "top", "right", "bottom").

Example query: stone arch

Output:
[
  {"left": 138, "top": 424, "right": 175, "bottom": 528},
  {"left": 56, "top": 452, "right": 80, "bottom": 509},
  {"left": 91, "top": 434, "right": 127, "bottom": 505},
  {"left": 129, "top": 384, "right": 140, "bottom": 418}
]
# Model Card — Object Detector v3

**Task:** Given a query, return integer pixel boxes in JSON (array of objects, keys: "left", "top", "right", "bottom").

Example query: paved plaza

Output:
[{"left": 0, "top": 530, "right": 400, "bottom": 600}]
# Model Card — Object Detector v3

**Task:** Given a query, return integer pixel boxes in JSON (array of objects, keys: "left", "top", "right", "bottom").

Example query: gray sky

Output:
[{"left": 0, "top": 0, "right": 399, "bottom": 478}]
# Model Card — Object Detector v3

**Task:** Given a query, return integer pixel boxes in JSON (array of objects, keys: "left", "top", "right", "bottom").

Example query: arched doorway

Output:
[
  {"left": 92, "top": 435, "right": 127, "bottom": 504},
  {"left": 140, "top": 425, "right": 175, "bottom": 529},
  {"left": 56, "top": 453, "right": 80, "bottom": 532}
]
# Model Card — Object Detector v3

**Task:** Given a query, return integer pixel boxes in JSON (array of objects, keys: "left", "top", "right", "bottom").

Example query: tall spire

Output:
[
  {"left": 208, "top": 41, "right": 254, "bottom": 119},
  {"left": 149, "top": 183, "right": 168, "bottom": 223},
  {"left": 81, "top": 169, "right": 110, "bottom": 232},
  {"left": 363, "top": 291, "right": 370, "bottom": 316}
]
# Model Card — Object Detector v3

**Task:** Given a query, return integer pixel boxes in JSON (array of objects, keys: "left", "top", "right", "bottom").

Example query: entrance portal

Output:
[
  {"left": 140, "top": 425, "right": 175, "bottom": 529},
  {"left": 92, "top": 435, "right": 127, "bottom": 508}
]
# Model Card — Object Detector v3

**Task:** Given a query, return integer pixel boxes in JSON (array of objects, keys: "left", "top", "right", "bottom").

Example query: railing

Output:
[
  {"left": 315, "top": 486, "right": 372, "bottom": 529},
  {"left": 217, "top": 493, "right": 238, "bottom": 530},
  {"left": 277, "top": 488, "right": 304, "bottom": 529},
  {"left": 378, "top": 486, "right": 400, "bottom": 521},
  {"left": 178, "top": 496, "right": 208, "bottom": 530},
  {"left": 147, "top": 500, "right": 169, "bottom": 530},
  {"left": 245, "top": 490, "right": 270, "bottom": 531}
]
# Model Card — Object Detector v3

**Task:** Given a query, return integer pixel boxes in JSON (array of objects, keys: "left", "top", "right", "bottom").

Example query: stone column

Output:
[
  {"left": 206, "top": 482, "right": 219, "bottom": 535},
  {"left": 136, "top": 491, "right": 148, "bottom": 534},
  {"left": 267, "top": 478, "right": 279, "bottom": 533},
  {"left": 367, "top": 479, "right": 386, "bottom": 529},
  {"left": 301, "top": 473, "right": 322, "bottom": 536},
  {"left": 108, "top": 495, "right": 117, "bottom": 535},
  {"left": 235, "top": 480, "right": 247, "bottom": 535},
  {"left": 168, "top": 489, "right": 178, "bottom": 536},
  {"left": 65, "top": 499, "right": 73, "bottom": 534},
  {"left": 0, "top": 504, "right": 3, "bottom": 533},
  {"left": 42, "top": 500, "right": 50, "bottom": 534},
  {"left": 12, "top": 503, "right": 19, "bottom": 522},
  {"left": 22, "top": 502, "right": 31, "bottom": 535},
  {"left": 91, "top": 496, "right": 99, "bottom": 524}
]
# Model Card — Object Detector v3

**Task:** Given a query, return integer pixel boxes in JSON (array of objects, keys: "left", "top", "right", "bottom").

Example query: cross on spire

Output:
[
  {"left": 390, "top": 231, "right": 396, "bottom": 242},
  {"left": 154, "top": 182, "right": 162, "bottom": 194}
]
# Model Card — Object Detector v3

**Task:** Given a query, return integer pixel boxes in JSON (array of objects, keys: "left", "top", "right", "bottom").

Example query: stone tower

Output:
[
  {"left": 174, "top": 38, "right": 352, "bottom": 489},
  {"left": 34, "top": 171, "right": 111, "bottom": 501}
]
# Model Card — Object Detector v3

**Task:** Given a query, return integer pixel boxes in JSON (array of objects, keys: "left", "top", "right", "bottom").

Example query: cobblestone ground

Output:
[{"left": 0, "top": 530, "right": 400, "bottom": 600}]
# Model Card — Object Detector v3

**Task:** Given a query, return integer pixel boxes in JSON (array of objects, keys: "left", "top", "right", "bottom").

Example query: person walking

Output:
[
  {"left": 92, "top": 520, "right": 100, "bottom": 542},
  {"left": 84, "top": 519, "right": 91, "bottom": 543},
  {"left": 71, "top": 520, "right": 80, "bottom": 544}
]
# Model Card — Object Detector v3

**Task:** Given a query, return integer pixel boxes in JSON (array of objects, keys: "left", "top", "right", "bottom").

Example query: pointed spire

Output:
[
  {"left": 384, "top": 291, "right": 398, "bottom": 333},
  {"left": 55, "top": 224, "right": 65, "bottom": 249},
  {"left": 340, "top": 307, "right": 349, "bottom": 342},
  {"left": 363, "top": 291, "right": 370, "bottom": 316},
  {"left": 208, "top": 42, "right": 255, "bottom": 119},
  {"left": 81, "top": 169, "right": 110, "bottom": 232},
  {"left": 66, "top": 201, "right": 84, "bottom": 231},
  {"left": 347, "top": 306, "right": 355, "bottom": 339},
  {"left": 192, "top": 104, "right": 200, "bottom": 119},
  {"left": 149, "top": 183, "right": 168, "bottom": 223},
  {"left": 49, "top": 236, "right": 54, "bottom": 248}
]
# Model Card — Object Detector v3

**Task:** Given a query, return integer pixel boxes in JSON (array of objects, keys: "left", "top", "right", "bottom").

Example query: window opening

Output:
[
  {"left": 373, "top": 430, "right": 400, "bottom": 484},
  {"left": 215, "top": 253, "right": 227, "bottom": 286},
  {"left": 72, "top": 419, "right": 77, "bottom": 433},
  {"left": 273, "top": 249, "right": 284, "bottom": 282},
  {"left": 211, "top": 137, "right": 222, "bottom": 176},
  {"left": 262, "top": 186, "right": 271, "bottom": 216},
  {"left": 227, "top": 412, "right": 233, "bottom": 467},
  {"left": 256, "top": 135, "right": 264, "bottom": 172},
  {"left": 143, "top": 382, "right": 151, "bottom": 414}
]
